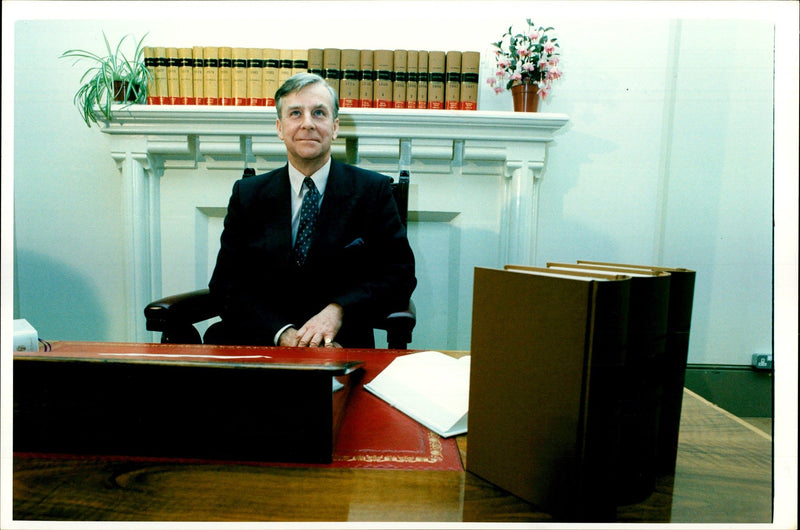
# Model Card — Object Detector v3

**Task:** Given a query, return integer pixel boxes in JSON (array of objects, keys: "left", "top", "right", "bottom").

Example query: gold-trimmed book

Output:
[
  {"left": 460, "top": 51, "right": 480, "bottom": 110},
  {"left": 339, "top": 49, "right": 360, "bottom": 108},
  {"left": 445, "top": 51, "right": 461, "bottom": 110},
  {"left": 427, "top": 51, "right": 445, "bottom": 110},
  {"left": 392, "top": 49, "right": 407, "bottom": 109},
  {"left": 218, "top": 47, "right": 233, "bottom": 106}
]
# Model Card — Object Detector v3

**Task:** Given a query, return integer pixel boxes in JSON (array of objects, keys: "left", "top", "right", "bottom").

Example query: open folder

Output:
[{"left": 364, "top": 351, "right": 470, "bottom": 438}]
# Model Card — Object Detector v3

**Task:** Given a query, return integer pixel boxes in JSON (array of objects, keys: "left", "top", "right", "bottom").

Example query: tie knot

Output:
[{"left": 304, "top": 177, "right": 317, "bottom": 194}]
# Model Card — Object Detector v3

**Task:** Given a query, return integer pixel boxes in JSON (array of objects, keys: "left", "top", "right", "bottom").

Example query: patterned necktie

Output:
[{"left": 292, "top": 177, "right": 320, "bottom": 267}]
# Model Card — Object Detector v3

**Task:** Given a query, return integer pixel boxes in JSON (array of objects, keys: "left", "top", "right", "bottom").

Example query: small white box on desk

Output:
[{"left": 14, "top": 319, "right": 39, "bottom": 352}]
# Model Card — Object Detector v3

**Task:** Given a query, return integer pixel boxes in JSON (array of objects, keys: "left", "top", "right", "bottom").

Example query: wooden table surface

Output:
[{"left": 12, "top": 387, "right": 772, "bottom": 523}]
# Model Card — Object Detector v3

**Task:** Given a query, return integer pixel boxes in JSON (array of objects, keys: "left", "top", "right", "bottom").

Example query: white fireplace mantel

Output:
[{"left": 100, "top": 105, "right": 568, "bottom": 342}]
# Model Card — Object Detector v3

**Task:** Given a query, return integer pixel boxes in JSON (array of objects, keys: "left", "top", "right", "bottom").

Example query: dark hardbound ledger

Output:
[
  {"left": 468, "top": 266, "right": 631, "bottom": 521},
  {"left": 577, "top": 260, "right": 696, "bottom": 476}
]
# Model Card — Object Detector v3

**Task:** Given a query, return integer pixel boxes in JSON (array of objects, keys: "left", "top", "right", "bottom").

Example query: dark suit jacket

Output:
[{"left": 208, "top": 160, "right": 416, "bottom": 348}]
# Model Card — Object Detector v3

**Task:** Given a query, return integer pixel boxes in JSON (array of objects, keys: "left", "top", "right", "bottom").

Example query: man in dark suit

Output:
[{"left": 208, "top": 73, "right": 416, "bottom": 348}]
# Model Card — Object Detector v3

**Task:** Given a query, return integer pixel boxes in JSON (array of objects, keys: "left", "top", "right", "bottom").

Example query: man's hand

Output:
[{"left": 280, "top": 303, "right": 344, "bottom": 347}]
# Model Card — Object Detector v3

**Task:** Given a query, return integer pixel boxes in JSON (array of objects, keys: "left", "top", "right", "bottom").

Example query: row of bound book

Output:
[
  {"left": 144, "top": 47, "right": 481, "bottom": 110},
  {"left": 468, "top": 260, "right": 696, "bottom": 522}
]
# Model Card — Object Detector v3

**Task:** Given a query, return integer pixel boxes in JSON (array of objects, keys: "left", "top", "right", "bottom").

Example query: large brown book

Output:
[
  {"left": 178, "top": 47, "right": 195, "bottom": 104},
  {"left": 427, "top": 51, "right": 445, "bottom": 110},
  {"left": 339, "top": 49, "right": 360, "bottom": 108},
  {"left": 576, "top": 260, "right": 696, "bottom": 476},
  {"left": 444, "top": 51, "right": 461, "bottom": 110},
  {"left": 547, "top": 262, "right": 672, "bottom": 504},
  {"left": 468, "top": 266, "right": 630, "bottom": 521},
  {"left": 14, "top": 342, "right": 364, "bottom": 463},
  {"left": 392, "top": 49, "right": 407, "bottom": 109}
]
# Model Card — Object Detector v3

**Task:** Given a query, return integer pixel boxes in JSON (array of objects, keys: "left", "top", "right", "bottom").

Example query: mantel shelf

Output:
[{"left": 100, "top": 105, "right": 569, "bottom": 142}]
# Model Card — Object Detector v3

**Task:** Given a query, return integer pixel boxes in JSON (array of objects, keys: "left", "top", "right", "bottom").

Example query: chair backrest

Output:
[{"left": 391, "top": 170, "right": 410, "bottom": 227}]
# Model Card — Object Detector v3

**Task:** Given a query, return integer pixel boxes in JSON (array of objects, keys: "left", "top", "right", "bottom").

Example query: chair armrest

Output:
[
  {"left": 377, "top": 300, "right": 416, "bottom": 349},
  {"left": 144, "top": 288, "right": 220, "bottom": 332}
]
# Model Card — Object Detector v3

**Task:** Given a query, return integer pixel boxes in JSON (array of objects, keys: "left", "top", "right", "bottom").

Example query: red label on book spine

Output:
[
  {"left": 407, "top": 101, "right": 417, "bottom": 110},
  {"left": 147, "top": 96, "right": 159, "bottom": 105},
  {"left": 234, "top": 97, "right": 247, "bottom": 106},
  {"left": 360, "top": 99, "right": 373, "bottom": 108},
  {"left": 429, "top": 101, "right": 444, "bottom": 110},
  {"left": 375, "top": 99, "right": 392, "bottom": 108},
  {"left": 220, "top": 97, "right": 233, "bottom": 106},
  {"left": 393, "top": 101, "right": 406, "bottom": 109},
  {"left": 204, "top": 97, "right": 218, "bottom": 105},
  {"left": 461, "top": 101, "right": 477, "bottom": 111},
  {"left": 445, "top": 101, "right": 460, "bottom": 110},
  {"left": 341, "top": 98, "right": 358, "bottom": 108},
  {"left": 185, "top": 97, "right": 196, "bottom": 105},
  {"left": 251, "top": 98, "right": 267, "bottom": 106},
  {"left": 267, "top": 98, "right": 276, "bottom": 106}
]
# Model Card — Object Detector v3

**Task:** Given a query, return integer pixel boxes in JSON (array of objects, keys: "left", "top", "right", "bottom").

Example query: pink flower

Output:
[
  {"left": 486, "top": 76, "right": 497, "bottom": 87},
  {"left": 529, "top": 31, "right": 540, "bottom": 41},
  {"left": 494, "top": 86, "right": 504, "bottom": 94},
  {"left": 518, "top": 48, "right": 531, "bottom": 57},
  {"left": 544, "top": 42, "right": 556, "bottom": 54},
  {"left": 496, "top": 70, "right": 506, "bottom": 78},
  {"left": 522, "top": 62, "right": 537, "bottom": 72},
  {"left": 510, "top": 72, "right": 522, "bottom": 82}
]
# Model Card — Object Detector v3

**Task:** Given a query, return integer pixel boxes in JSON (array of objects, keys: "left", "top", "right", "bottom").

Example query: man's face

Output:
[{"left": 276, "top": 83, "right": 339, "bottom": 173}]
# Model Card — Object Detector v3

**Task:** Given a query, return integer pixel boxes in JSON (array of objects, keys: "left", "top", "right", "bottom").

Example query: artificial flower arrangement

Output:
[{"left": 487, "top": 19, "right": 562, "bottom": 99}]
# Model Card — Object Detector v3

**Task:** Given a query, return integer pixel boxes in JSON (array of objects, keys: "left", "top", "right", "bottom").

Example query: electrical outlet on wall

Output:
[{"left": 751, "top": 353, "right": 773, "bottom": 371}]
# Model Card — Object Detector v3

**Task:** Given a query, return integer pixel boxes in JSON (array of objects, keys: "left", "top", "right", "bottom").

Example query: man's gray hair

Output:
[{"left": 275, "top": 72, "right": 339, "bottom": 119}]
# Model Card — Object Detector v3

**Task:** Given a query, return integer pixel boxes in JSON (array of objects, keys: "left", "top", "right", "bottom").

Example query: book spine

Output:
[
  {"left": 202, "top": 47, "right": 219, "bottom": 105},
  {"left": 392, "top": 49, "right": 407, "bottom": 109},
  {"left": 323, "top": 48, "right": 341, "bottom": 95},
  {"left": 278, "top": 49, "right": 293, "bottom": 88},
  {"left": 359, "top": 49, "right": 374, "bottom": 108},
  {"left": 154, "top": 47, "right": 169, "bottom": 105},
  {"left": 614, "top": 274, "right": 671, "bottom": 505},
  {"left": 143, "top": 47, "right": 159, "bottom": 105},
  {"left": 307, "top": 48, "right": 324, "bottom": 77},
  {"left": 165, "top": 48, "right": 180, "bottom": 105},
  {"left": 373, "top": 49, "right": 394, "bottom": 109},
  {"left": 192, "top": 46, "right": 204, "bottom": 105},
  {"left": 406, "top": 50, "right": 418, "bottom": 109},
  {"left": 247, "top": 48, "right": 265, "bottom": 106},
  {"left": 339, "top": 49, "right": 360, "bottom": 108},
  {"left": 218, "top": 47, "right": 233, "bottom": 106},
  {"left": 232, "top": 47, "right": 248, "bottom": 106},
  {"left": 655, "top": 270, "right": 695, "bottom": 475},
  {"left": 178, "top": 48, "right": 194, "bottom": 105},
  {"left": 417, "top": 50, "right": 428, "bottom": 109},
  {"left": 445, "top": 51, "right": 461, "bottom": 110},
  {"left": 263, "top": 48, "right": 279, "bottom": 106},
  {"left": 427, "top": 51, "right": 445, "bottom": 110},
  {"left": 291, "top": 49, "right": 308, "bottom": 76},
  {"left": 460, "top": 51, "right": 480, "bottom": 111}
]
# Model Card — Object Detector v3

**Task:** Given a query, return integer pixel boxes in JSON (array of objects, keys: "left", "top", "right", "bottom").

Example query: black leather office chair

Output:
[{"left": 144, "top": 169, "right": 416, "bottom": 349}]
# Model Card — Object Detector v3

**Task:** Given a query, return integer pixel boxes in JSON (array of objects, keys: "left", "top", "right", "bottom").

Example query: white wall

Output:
[{"left": 3, "top": 2, "right": 792, "bottom": 365}]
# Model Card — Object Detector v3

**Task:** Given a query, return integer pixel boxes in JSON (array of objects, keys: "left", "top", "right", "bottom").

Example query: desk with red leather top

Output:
[{"left": 12, "top": 342, "right": 772, "bottom": 523}]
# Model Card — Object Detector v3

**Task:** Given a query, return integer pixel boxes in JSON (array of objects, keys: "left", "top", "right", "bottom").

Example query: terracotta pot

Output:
[{"left": 510, "top": 83, "right": 540, "bottom": 112}]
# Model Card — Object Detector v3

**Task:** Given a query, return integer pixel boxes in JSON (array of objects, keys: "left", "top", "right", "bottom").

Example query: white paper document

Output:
[{"left": 364, "top": 351, "right": 470, "bottom": 437}]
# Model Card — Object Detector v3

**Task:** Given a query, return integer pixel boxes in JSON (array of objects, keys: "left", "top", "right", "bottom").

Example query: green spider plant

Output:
[{"left": 60, "top": 32, "right": 151, "bottom": 127}]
